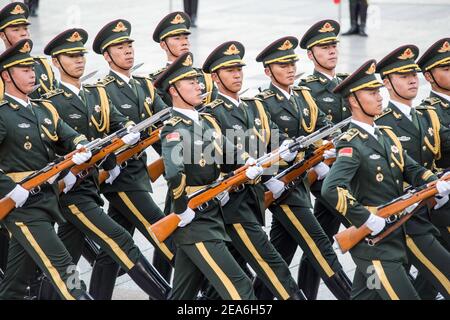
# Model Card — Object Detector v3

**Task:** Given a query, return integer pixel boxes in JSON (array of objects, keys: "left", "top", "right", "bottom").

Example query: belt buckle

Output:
[
  {"left": 133, "top": 151, "right": 145, "bottom": 161},
  {"left": 120, "top": 161, "right": 128, "bottom": 169},
  {"left": 197, "top": 201, "right": 210, "bottom": 212},
  {"left": 77, "top": 169, "right": 90, "bottom": 179},
  {"left": 29, "top": 185, "right": 41, "bottom": 196},
  {"left": 233, "top": 184, "right": 245, "bottom": 193}
]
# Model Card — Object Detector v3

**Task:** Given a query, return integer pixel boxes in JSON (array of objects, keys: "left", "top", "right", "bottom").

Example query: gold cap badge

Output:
[
  {"left": 171, "top": 14, "right": 185, "bottom": 25},
  {"left": 366, "top": 62, "right": 376, "bottom": 75},
  {"left": 112, "top": 21, "right": 127, "bottom": 33},
  {"left": 438, "top": 41, "right": 450, "bottom": 53},
  {"left": 67, "top": 31, "right": 83, "bottom": 43},
  {"left": 278, "top": 40, "right": 293, "bottom": 51},
  {"left": 398, "top": 48, "right": 415, "bottom": 60},
  {"left": 10, "top": 4, "right": 25, "bottom": 15},
  {"left": 19, "top": 41, "right": 31, "bottom": 53},
  {"left": 224, "top": 44, "right": 240, "bottom": 55},
  {"left": 319, "top": 22, "right": 335, "bottom": 33},
  {"left": 182, "top": 54, "right": 193, "bottom": 66}
]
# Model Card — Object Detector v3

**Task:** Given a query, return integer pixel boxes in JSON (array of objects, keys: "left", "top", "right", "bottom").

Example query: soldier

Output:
[
  {"left": 375, "top": 45, "right": 450, "bottom": 299},
  {"left": 202, "top": 41, "right": 305, "bottom": 300},
  {"left": 322, "top": 59, "right": 450, "bottom": 299},
  {"left": 40, "top": 28, "right": 170, "bottom": 300},
  {"left": 154, "top": 52, "right": 257, "bottom": 300},
  {"left": 341, "top": 0, "right": 369, "bottom": 37},
  {"left": 0, "top": 2, "right": 57, "bottom": 98},
  {"left": 249, "top": 35, "right": 352, "bottom": 300},
  {"left": 0, "top": 39, "right": 92, "bottom": 300},
  {"left": 88, "top": 19, "right": 175, "bottom": 300},
  {"left": 150, "top": 11, "right": 217, "bottom": 106},
  {"left": 297, "top": 20, "right": 353, "bottom": 299}
]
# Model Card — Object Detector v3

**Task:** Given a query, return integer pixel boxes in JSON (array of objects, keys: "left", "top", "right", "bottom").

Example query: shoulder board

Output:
[
  {"left": 340, "top": 128, "right": 363, "bottom": 142},
  {"left": 292, "top": 85, "right": 311, "bottom": 92},
  {"left": 303, "top": 75, "right": 320, "bottom": 83},
  {"left": 241, "top": 96, "right": 262, "bottom": 102},
  {"left": 256, "top": 90, "right": 275, "bottom": 100},
  {"left": 205, "top": 99, "right": 224, "bottom": 109},
  {"left": 42, "top": 89, "right": 64, "bottom": 99},
  {"left": 378, "top": 125, "right": 393, "bottom": 131},
  {"left": 83, "top": 83, "right": 104, "bottom": 88},
  {"left": 374, "top": 107, "right": 392, "bottom": 120},
  {"left": 416, "top": 105, "right": 436, "bottom": 111},
  {"left": 421, "top": 97, "right": 441, "bottom": 106},
  {"left": 164, "top": 116, "right": 183, "bottom": 127},
  {"left": 33, "top": 56, "right": 48, "bottom": 62},
  {"left": 99, "top": 75, "right": 116, "bottom": 86},
  {"left": 132, "top": 74, "right": 151, "bottom": 81},
  {"left": 0, "top": 100, "right": 9, "bottom": 107},
  {"left": 336, "top": 73, "right": 350, "bottom": 79},
  {"left": 149, "top": 67, "right": 167, "bottom": 78}
]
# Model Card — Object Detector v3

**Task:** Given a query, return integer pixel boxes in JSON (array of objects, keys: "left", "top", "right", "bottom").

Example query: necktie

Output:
[
  {"left": 289, "top": 95, "right": 299, "bottom": 114},
  {"left": 374, "top": 127, "right": 385, "bottom": 148},
  {"left": 129, "top": 79, "right": 138, "bottom": 97},
  {"left": 410, "top": 108, "right": 420, "bottom": 130},
  {"left": 26, "top": 102, "right": 35, "bottom": 116},
  {"left": 78, "top": 89, "right": 87, "bottom": 106}
]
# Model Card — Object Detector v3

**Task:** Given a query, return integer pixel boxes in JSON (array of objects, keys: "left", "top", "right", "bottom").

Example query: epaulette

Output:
[
  {"left": 340, "top": 128, "right": 366, "bottom": 142},
  {"left": 421, "top": 97, "right": 441, "bottom": 106},
  {"left": 164, "top": 116, "right": 182, "bottom": 127},
  {"left": 83, "top": 82, "right": 104, "bottom": 88},
  {"left": 99, "top": 75, "right": 116, "bottom": 86},
  {"left": 302, "top": 75, "right": 320, "bottom": 83},
  {"left": 256, "top": 90, "right": 275, "bottom": 100},
  {"left": 336, "top": 72, "right": 350, "bottom": 79},
  {"left": 241, "top": 96, "right": 262, "bottom": 102},
  {"left": 292, "top": 85, "right": 311, "bottom": 91},
  {"left": 149, "top": 67, "right": 167, "bottom": 79},
  {"left": 205, "top": 99, "right": 224, "bottom": 109},
  {"left": 416, "top": 105, "right": 436, "bottom": 111},
  {"left": 41, "top": 89, "right": 64, "bottom": 99},
  {"left": 378, "top": 125, "right": 393, "bottom": 131},
  {"left": 132, "top": 74, "right": 152, "bottom": 81},
  {"left": 374, "top": 107, "right": 392, "bottom": 120}
]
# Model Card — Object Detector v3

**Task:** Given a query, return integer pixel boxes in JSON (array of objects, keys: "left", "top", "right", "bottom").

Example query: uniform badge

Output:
[
  {"left": 18, "top": 123, "right": 31, "bottom": 129},
  {"left": 398, "top": 136, "right": 411, "bottom": 142},
  {"left": 199, "top": 158, "right": 207, "bottom": 167},
  {"left": 94, "top": 105, "right": 101, "bottom": 113},
  {"left": 369, "top": 154, "right": 381, "bottom": 160},
  {"left": 326, "top": 114, "right": 333, "bottom": 122},
  {"left": 323, "top": 97, "right": 335, "bottom": 103},
  {"left": 69, "top": 114, "right": 82, "bottom": 119},
  {"left": 145, "top": 97, "right": 152, "bottom": 105},
  {"left": 233, "top": 124, "right": 242, "bottom": 130},
  {"left": 41, "top": 74, "right": 48, "bottom": 81},
  {"left": 121, "top": 104, "right": 132, "bottom": 109},
  {"left": 44, "top": 118, "right": 52, "bottom": 125},
  {"left": 237, "top": 143, "right": 243, "bottom": 150},
  {"left": 303, "top": 108, "right": 309, "bottom": 116},
  {"left": 391, "top": 145, "right": 399, "bottom": 154},
  {"left": 338, "top": 147, "right": 353, "bottom": 157},
  {"left": 254, "top": 118, "right": 262, "bottom": 126},
  {"left": 280, "top": 115, "right": 291, "bottom": 121},
  {"left": 24, "top": 142, "right": 32, "bottom": 150},
  {"left": 166, "top": 132, "right": 181, "bottom": 142},
  {"left": 376, "top": 173, "right": 384, "bottom": 182},
  {"left": 428, "top": 127, "right": 434, "bottom": 136}
]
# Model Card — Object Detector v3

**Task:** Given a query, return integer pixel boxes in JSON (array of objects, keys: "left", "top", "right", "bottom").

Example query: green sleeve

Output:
[{"left": 0, "top": 115, "right": 17, "bottom": 197}]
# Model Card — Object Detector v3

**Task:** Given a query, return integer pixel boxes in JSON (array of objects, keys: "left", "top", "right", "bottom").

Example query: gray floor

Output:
[{"left": 2, "top": 0, "right": 448, "bottom": 299}]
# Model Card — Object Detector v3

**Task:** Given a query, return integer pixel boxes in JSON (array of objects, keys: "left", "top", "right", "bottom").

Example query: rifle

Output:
[
  {"left": 96, "top": 108, "right": 171, "bottom": 185},
  {"left": 150, "top": 117, "right": 351, "bottom": 242},
  {"left": 334, "top": 173, "right": 450, "bottom": 253},
  {"left": 0, "top": 141, "right": 101, "bottom": 220}
]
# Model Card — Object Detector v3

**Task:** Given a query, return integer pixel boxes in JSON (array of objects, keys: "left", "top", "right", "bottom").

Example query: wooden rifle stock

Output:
[
  {"left": 147, "top": 158, "right": 164, "bottom": 182},
  {"left": 334, "top": 176, "right": 448, "bottom": 253}
]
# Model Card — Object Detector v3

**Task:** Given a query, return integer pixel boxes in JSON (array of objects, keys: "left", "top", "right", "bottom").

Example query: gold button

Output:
[
  {"left": 343, "top": 107, "right": 347, "bottom": 111},
  {"left": 422, "top": 146, "right": 426, "bottom": 151},
  {"left": 396, "top": 179, "right": 400, "bottom": 184},
  {"left": 391, "top": 163, "right": 395, "bottom": 168},
  {"left": 251, "top": 135, "right": 255, "bottom": 139},
  {"left": 377, "top": 166, "right": 381, "bottom": 171},
  {"left": 26, "top": 136, "right": 29, "bottom": 140},
  {"left": 89, "top": 122, "right": 92, "bottom": 127},
  {"left": 41, "top": 134, "right": 45, "bottom": 138},
  {"left": 424, "top": 162, "right": 428, "bottom": 167},
  {"left": 141, "top": 113, "right": 145, "bottom": 118},
  {"left": 91, "top": 137, "right": 95, "bottom": 141},
  {"left": 237, "top": 137, "right": 241, "bottom": 141},
  {"left": 74, "top": 127, "right": 78, "bottom": 130},
  {"left": 285, "top": 128, "right": 288, "bottom": 132}
]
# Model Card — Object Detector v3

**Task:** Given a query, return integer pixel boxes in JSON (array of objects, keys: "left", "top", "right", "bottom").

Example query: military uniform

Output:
[
  {"left": 0, "top": 39, "right": 90, "bottom": 300},
  {"left": 155, "top": 52, "right": 256, "bottom": 300},
  {"left": 297, "top": 20, "right": 353, "bottom": 299},
  {"left": 375, "top": 45, "right": 450, "bottom": 299},
  {"left": 40, "top": 29, "right": 170, "bottom": 300},
  {"left": 202, "top": 41, "right": 303, "bottom": 300},
  {"left": 0, "top": 3, "right": 57, "bottom": 100},
  {"left": 88, "top": 19, "right": 175, "bottom": 299},
  {"left": 150, "top": 12, "right": 217, "bottom": 107}
]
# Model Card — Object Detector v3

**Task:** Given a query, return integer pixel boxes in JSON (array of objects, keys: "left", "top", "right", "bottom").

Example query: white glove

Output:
[
  {"left": 264, "top": 177, "right": 285, "bottom": 199},
  {"left": 323, "top": 148, "right": 336, "bottom": 160},
  {"left": 313, "top": 162, "right": 330, "bottom": 180},
  {"left": 177, "top": 207, "right": 195, "bottom": 227},
  {"left": 72, "top": 144, "right": 92, "bottom": 165},
  {"left": 105, "top": 165, "right": 121, "bottom": 185},
  {"left": 280, "top": 140, "right": 298, "bottom": 162},
  {"left": 122, "top": 127, "right": 141, "bottom": 145},
  {"left": 244, "top": 157, "right": 263, "bottom": 180},
  {"left": 47, "top": 172, "right": 60, "bottom": 184},
  {"left": 434, "top": 194, "right": 449, "bottom": 210},
  {"left": 63, "top": 172, "right": 77, "bottom": 194},
  {"left": 7, "top": 185, "right": 29, "bottom": 208},
  {"left": 436, "top": 180, "right": 450, "bottom": 198},
  {"left": 365, "top": 214, "right": 386, "bottom": 236},
  {"left": 216, "top": 191, "right": 230, "bottom": 206}
]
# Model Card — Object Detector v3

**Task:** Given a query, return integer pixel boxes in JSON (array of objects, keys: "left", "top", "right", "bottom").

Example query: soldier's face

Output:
[
  {"left": 9, "top": 66, "right": 36, "bottom": 94},
  {"left": 0, "top": 25, "right": 30, "bottom": 46},
  {"left": 55, "top": 53, "right": 86, "bottom": 79},
  {"left": 162, "top": 34, "right": 190, "bottom": 58},
  {"left": 309, "top": 44, "right": 338, "bottom": 70},
  {"left": 214, "top": 67, "right": 243, "bottom": 93},
  {"left": 385, "top": 72, "right": 419, "bottom": 100},
  {"left": 427, "top": 66, "right": 450, "bottom": 91},
  {"left": 107, "top": 41, "right": 134, "bottom": 70},
  {"left": 266, "top": 62, "right": 296, "bottom": 86},
  {"left": 174, "top": 77, "right": 202, "bottom": 106},
  {"left": 350, "top": 89, "right": 383, "bottom": 116}
]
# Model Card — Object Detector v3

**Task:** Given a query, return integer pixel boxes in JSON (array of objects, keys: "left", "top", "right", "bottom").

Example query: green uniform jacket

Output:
[
  {"left": 205, "top": 94, "right": 286, "bottom": 225},
  {"left": 43, "top": 82, "right": 129, "bottom": 207},
  {"left": 0, "top": 95, "right": 86, "bottom": 222},
  {"left": 299, "top": 70, "right": 351, "bottom": 124},
  {"left": 98, "top": 71, "right": 169, "bottom": 194},
  {"left": 161, "top": 110, "right": 236, "bottom": 244},
  {"left": 150, "top": 66, "right": 218, "bottom": 107},
  {"left": 321, "top": 123, "right": 436, "bottom": 262},
  {"left": 257, "top": 83, "right": 331, "bottom": 208}
]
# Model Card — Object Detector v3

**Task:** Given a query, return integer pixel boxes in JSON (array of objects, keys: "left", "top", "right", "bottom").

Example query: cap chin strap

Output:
[
  {"left": 216, "top": 70, "right": 238, "bottom": 96},
  {"left": 163, "top": 39, "right": 180, "bottom": 60},
  {"left": 6, "top": 69, "right": 30, "bottom": 96},
  {"left": 2, "top": 31, "right": 13, "bottom": 48},
  {"left": 429, "top": 69, "right": 450, "bottom": 91},
  {"left": 172, "top": 84, "right": 196, "bottom": 107},
  {"left": 386, "top": 74, "right": 411, "bottom": 101},
  {"left": 353, "top": 92, "right": 377, "bottom": 118},
  {"left": 267, "top": 64, "right": 292, "bottom": 91},
  {"left": 56, "top": 56, "right": 80, "bottom": 80},
  {"left": 106, "top": 48, "right": 131, "bottom": 71},
  {"left": 310, "top": 48, "right": 334, "bottom": 72}
]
